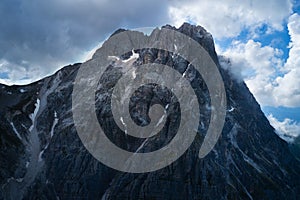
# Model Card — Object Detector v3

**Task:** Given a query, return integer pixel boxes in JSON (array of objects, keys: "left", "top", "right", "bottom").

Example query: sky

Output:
[{"left": 0, "top": 0, "right": 299, "bottom": 141}]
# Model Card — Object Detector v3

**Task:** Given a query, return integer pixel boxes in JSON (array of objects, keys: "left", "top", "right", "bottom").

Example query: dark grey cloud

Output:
[{"left": 0, "top": 0, "right": 172, "bottom": 84}]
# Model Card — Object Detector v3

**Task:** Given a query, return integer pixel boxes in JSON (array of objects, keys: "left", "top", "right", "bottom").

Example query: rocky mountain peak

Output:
[{"left": 0, "top": 23, "right": 300, "bottom": 199}]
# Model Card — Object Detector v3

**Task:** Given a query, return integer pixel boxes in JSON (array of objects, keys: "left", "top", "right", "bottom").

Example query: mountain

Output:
[
  {"left": 290, "top": 136, "right": 300, "bottom": 161},
  {"left": 0, "top": 23, "right": 300, "bottom": 200}
]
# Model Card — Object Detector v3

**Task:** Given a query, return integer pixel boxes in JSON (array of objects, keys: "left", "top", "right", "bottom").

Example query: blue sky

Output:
[
  {"left": 210, "top": 2, "right": 300, "bottom": 141},
  {"left": 0, "top": 0, "right": 299, "bottom": 141}
]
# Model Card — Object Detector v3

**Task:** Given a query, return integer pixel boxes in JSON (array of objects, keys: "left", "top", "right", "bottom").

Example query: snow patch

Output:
[
  {"left": 50, "top": 111, "right": 59, "bottom": 138},
  {"left": 132, "top": 70, "right": 136, "bottom": 79},
  {"left": 123, "top": 50, "right": 139, "bottom": 63},
  {"left": 205, "top": 104, "right": 215, "bottom": 111},
  {"left": 38, "top": 150, "right": 45, "bottom": 162},
  {"left": 19, "top": 89, "right": 26, "bottom": 93},
  {"left": 135, "top": 138, "right": 149, "bottom": 153},
  {"left": 10, "top": 122, "right": 22, "bottom": 140},
  {"left": 25, "top": 161, "right": 29, "bottom": 168},
  {"left": 38, "top": 143, "right": 49, "bottom": 162},
  {"left": 174, "top": 44, "right": 178, "bottom": 51},
  {"left": 108, "top": 55, "right": 120, "bottom": 61},
  {"left": 29, "top": 99, "right": 40, "bottom": 132},
  {"left": 156, "top": 114, "right": 166, "bottom": 127},
  {"left": 108, "top": 50, "right": 139, "bottom": 65},
  {"left": 15, "top": 178, "right": 23, "bottom": 183},
  {"left": 120, "top": 117, "right": 127, "bottom": 135},
  {"left": 227, "top": 106, "right": 235, "bottom": 112},
  {"left": 228, "top": 124, "right": 263, "bottom": 174},
  {"left": 165, "top": 104, "right": 169, "bottom": 110},
  {"left": 243, "top": 155, "right": 262, "bottom": 173}
]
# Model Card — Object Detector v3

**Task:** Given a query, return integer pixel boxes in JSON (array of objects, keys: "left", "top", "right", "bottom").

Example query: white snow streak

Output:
[
  {"left": 120, "top": 117, "right": 127, "bottom": 135},
  {"left": 228, "top": 106, "right": 235, "bottom": 112},
  {"left": 10, "top": 122, "right": 22, "bottom": 140},
  {"left": 135, "top": 138, "right": 149, "bottom": 153},
  {"left": 29, "top": 99, "right": 40, "bottom": 131},
  {"left": 123, "top": 50, "right": 139, "bottom": 63},
  {"left": 50, "top": 111, "right": 58, "bottom": 138}
]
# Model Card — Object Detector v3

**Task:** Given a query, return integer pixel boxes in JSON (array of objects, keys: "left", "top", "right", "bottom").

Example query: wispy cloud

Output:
[
  {"left": 267, "top": 114, "right": 300, "bottom": 142},
  {"left": 168, "top": 0, "right": 293, "bottom": 39},
  {"left": 218, "top": 13, "right": 300, "bottom": 107}
]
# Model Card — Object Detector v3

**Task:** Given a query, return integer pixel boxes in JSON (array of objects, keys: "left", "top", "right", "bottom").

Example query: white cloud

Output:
[
  {"left": 0, "top": 57, "right": 66, "bottom": 85},
  {"left": 272, "top": 13, "right": 300, "bottom": 107},
  {"left": 267, "top": 114, "right": 300, "bottom": 142},
  {"left": 219, "top": 40, "right": 283, "bottom": 106},
  {"left": 218, "top": 13, "right": 300, "bottom": 107},
  {"left": 168, "top": 0, "right": 293, "bottom": 39}
]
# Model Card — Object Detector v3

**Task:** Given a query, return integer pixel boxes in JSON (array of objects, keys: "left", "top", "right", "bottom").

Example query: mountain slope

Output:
[{"left": 0, "top": 23, "right": 300, "bottom": 200}]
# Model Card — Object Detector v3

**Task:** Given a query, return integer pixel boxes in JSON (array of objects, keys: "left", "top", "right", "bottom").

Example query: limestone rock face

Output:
[{"left": 0, "top": 23, "right": 300, "bottom": 200}]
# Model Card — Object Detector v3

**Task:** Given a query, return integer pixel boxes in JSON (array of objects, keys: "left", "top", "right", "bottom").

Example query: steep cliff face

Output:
[
  {"left": 290, "top": 136, "right": 300, "bottom": 161},
  {"left": 0, "top": 23, "right": 300, "bottom": 200}
]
